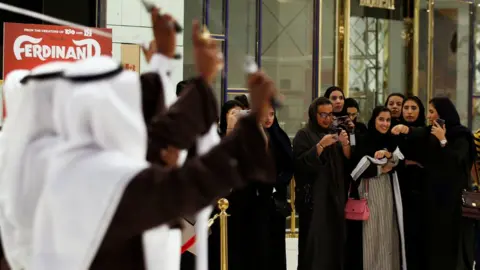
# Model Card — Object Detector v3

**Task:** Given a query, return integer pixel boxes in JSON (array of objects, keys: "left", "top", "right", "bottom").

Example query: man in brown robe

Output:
[{"left": 30, "top": 13, "right": 276, "bottom": 270}]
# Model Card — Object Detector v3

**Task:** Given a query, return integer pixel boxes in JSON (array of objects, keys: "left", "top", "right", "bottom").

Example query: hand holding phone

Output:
[
  {"left": 141, "top": 0, "right": 183, "bottom": 33},
  {"left": 435, "top": 119, "right": 445, "bottom": 127}
]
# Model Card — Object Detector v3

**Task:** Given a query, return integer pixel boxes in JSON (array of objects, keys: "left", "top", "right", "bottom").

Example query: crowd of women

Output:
[{"left": 210, "top": 86, "right": 477, "bottom": 270}]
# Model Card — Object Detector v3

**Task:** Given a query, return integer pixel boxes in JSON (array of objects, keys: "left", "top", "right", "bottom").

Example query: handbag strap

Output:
[
  {"left": 364, "top": 179, "right": 369, "bottom": 199},
  {"left": 347, "top": 178, "right": 369, "bottom": 199}
]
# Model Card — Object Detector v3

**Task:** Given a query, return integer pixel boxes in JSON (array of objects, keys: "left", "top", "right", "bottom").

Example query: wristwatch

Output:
[{"left": 440, "top": 139, "right": 447, "bottom": 147}]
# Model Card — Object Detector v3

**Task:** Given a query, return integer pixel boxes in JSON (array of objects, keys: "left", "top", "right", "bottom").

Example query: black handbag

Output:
[{"left": 462, "top": 163, "right": 480, "bottom": 219}]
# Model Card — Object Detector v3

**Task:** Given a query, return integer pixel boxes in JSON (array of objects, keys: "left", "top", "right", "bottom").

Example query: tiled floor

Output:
[{"left": 286, "top": 238, "right": 298, "bottom": 270}]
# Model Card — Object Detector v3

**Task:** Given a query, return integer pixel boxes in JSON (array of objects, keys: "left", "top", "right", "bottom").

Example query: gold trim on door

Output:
[
  {"left": 412, "top": 0, "right": 420, "bottom": 96},
  {"left": 426, "top": 0, "right": 435, "bottom": 102}
]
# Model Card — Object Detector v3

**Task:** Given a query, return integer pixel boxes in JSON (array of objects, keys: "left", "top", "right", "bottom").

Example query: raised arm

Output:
[{"left": 97, "top": 114, "right": 274, "bottom": 250}]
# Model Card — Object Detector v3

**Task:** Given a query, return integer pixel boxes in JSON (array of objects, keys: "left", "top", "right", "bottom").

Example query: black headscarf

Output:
[
  {"left": 324, "top": 86, "right": 347, "bottom": 117},
  {"left": 218, "top": 100, "right": 244, "bottom": 137},
  {"left": 429, "top": 97, "right": 475, "bottom": 163},
  {"left": 234, "top": 94, "right": 250, "bottom": 109},
  {"left": 308, "top": 97, "right": 332, "bottom": 134},
  {"left": 401, "top": 96, "right": 426, "bottom": 127},
  {"left": 344, "top": 98, "right": 368, "bottom": 138},
  {"left": 385, "top": 93, "right": 405, "bottom": 126},
  {"left": 365, "top": 106, "right": 398, "bottom": 154},
  {"left": 266, "top": 111, "right": 294, "bottom": 185},
  {"left": 344, "top": 98, "right": 360, "bottom": 123}
]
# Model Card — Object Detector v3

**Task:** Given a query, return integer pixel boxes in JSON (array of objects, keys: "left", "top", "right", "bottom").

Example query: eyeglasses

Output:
[
  {"left": 318, "top": 112, "right": 334, "bottom": 118},
  {"left": 348, "top": 112, "right": 358, "bottom": 118}
]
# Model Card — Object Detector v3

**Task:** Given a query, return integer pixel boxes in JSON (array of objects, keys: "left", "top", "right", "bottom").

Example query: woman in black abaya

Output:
[
  {"left": 258, "top": 106, "right": 294, "bottom": 270},
  {"left": 392, "top": 97, "right": 476, "bottom": 270},
  {"left": 397, "top": 96, "right": 427, "bottom": 270},
  {"left": 293, "top": 97, "right": 351, "bottom": 270},
  {"left": 209, "top": 100, "right": 270, "bottom": 270}
]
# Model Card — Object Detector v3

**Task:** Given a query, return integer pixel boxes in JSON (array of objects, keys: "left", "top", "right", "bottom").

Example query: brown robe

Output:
[{"left": 90, "top": 73, "right": 274, "bottom": 269}]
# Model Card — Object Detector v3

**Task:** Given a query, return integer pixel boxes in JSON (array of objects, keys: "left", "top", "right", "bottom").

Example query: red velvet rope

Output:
[{"left": 181, "top": 235, "right": 196, "bottom": 254}]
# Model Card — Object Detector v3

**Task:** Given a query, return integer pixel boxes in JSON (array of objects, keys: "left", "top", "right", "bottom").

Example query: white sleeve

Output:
[{"left": 147, "top": 54, "right": 177, "bottom": 108}]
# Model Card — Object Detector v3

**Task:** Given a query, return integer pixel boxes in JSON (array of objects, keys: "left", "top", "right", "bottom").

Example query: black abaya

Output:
[{"left": 293, "top": 99, "right": 349, "bottom": 270}]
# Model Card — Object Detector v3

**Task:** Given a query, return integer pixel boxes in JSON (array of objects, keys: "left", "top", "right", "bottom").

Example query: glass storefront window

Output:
[
  {"left": 348, "top": 2, "right": 409, "bottom": 122},
  {"left": 209, "top": 0, "right": 225, "bottom": 35},
  {"left": 432, "top": 0, "right": 471, "bottom": 126},
  {"left": 321, "top": 0, "right": 336, "bottom": 90},
  {"left": 227, "top": 0, "right": 256, "bottom": 89},
  {"left": 261, "top": 0, "right": 314, "bottom": 138}
]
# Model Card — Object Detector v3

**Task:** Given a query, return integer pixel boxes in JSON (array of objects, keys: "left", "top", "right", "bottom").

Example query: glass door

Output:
[{"left": 338, "top": 0, "right": 414, "bottom": 122}]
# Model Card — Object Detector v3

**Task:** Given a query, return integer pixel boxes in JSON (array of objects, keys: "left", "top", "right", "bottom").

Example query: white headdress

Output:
[
  {"left": 2, "top": 69, "right": 30, "bottom": 121},
  {"left": 31, "top": 56, "right": 149, "bottom": 270},
  {"left": 0, "top": 62, "right": 71, "bottom": 270}
]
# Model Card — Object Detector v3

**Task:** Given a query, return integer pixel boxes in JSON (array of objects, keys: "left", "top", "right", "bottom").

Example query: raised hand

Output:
[
  {"left": 391, "top": 124, "right": 409, "bottom": 135},
  {"left": 151, "top": 8, "right": 177, "bottom": 58},
  {"left": 338, "top": 130, "right": 349, "bottom": 146},
  {"left": 431, "top": 120, "right": 446, "bottom": 142},
  {"left": 247, "top": 72, "right": 277, "bottom": 123}
]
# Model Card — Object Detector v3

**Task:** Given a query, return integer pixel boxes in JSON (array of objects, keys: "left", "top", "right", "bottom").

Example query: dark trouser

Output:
[{"left": 297, "top": 209, "right": 312, "bottom": 270}]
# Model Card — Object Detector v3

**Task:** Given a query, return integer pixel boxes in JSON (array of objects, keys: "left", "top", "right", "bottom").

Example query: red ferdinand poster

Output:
[{"left": 2, "top": 22, "right": 112, "bottom": 79}]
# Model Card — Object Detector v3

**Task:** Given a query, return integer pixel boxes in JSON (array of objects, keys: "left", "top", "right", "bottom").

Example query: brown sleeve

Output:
[
  {"left": 147, "top": 77, "right": 218, "bottom": 156},
  {"left": 140, "top": 73, "right": 165, "bottom": 125},
  {"left": 98, "top": 114, "right": 274, "bottom": 249}
]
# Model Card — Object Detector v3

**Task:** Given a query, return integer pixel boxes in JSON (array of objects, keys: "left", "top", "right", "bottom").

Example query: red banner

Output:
[{"left": 2, "top": 22, "right": 112, "bottom": 79}]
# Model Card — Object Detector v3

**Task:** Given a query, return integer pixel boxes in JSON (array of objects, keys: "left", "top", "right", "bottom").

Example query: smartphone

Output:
[
  {"left": 436, "top": 119, "right": 445, "bottom": 127},
  {"left": 140, "top": 0, "right": 183, "bottom": 33}
]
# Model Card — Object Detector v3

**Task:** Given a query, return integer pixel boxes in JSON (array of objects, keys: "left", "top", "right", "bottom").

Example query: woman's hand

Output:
[
  {"left": 381, "top": 163, "right": 394, "bottom": 173},
  {"left": 391, "top": 124, "right": 409, "bottom": 135},
  {"left": 227, "top": 109, "right": 239, "bottom": 129},
  {"left": 151, "top": 8, "right": 177, "bottom": 58},
  {"left": 346, "top": 118, "right": 355, "bottom": 129},
  {"left": 338, "top": 130, "right": 349, "bottom": 146},
  {"left": 247, "top": 72, "right": 276, "bottom": 123},
  {"left": 431, "top": 120, "right": 446, "bottom": 142},
  {"left": 374, "top": 150, "right": 391, "bottom": 159},
  {"left": 319, "top": 134, "right": 338, "bottom": 148}
]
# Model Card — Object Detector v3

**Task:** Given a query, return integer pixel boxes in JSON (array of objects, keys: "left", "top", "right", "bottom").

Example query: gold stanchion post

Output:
[
  {"left": 287, "top": 178, "right": 298, "bottom": 238},
  {"left": 218, "top": 198, "right": 229, "bottom": 270}
]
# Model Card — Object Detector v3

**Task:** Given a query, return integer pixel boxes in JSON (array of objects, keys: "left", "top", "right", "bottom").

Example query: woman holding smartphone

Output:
[{"left": 391, "top": 97, "right": 476, "bottom": 270}]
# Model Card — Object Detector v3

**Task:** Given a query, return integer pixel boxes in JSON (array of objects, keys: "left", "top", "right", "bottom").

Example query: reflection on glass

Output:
[
  {"left": 418, "top": 1, "right": 429, "bottom": 107},
  {"left": 209, "top": 0, "right": 225, "bottom": 35},
  {"left": 183, "top": 0, "right": 203, "bottom": 80},
  {"left": 183, "top": 0, "right": 224, "bottom": 105},
  {"left": 348, "top": 3, "right": 409, "bottom": 122},
  {"left": 321, "top": 0, "right": 336, "bottom": 89},
  {"left": 228, "top": 0, "right": 256, "bottom": 89},
  {"left": 430, "top": 2, "right": 470, "bottom": 125},
  {"left": 213, "top": 66, "right": 224, "bottom": 104},
  {"left": 261, "top": 0, "right": 313, "bottom": 137}
]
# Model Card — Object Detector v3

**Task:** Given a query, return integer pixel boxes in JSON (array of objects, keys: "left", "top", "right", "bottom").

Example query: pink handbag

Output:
[{"left": 345, "top": 180, "right": 370, "bottom": 221}]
